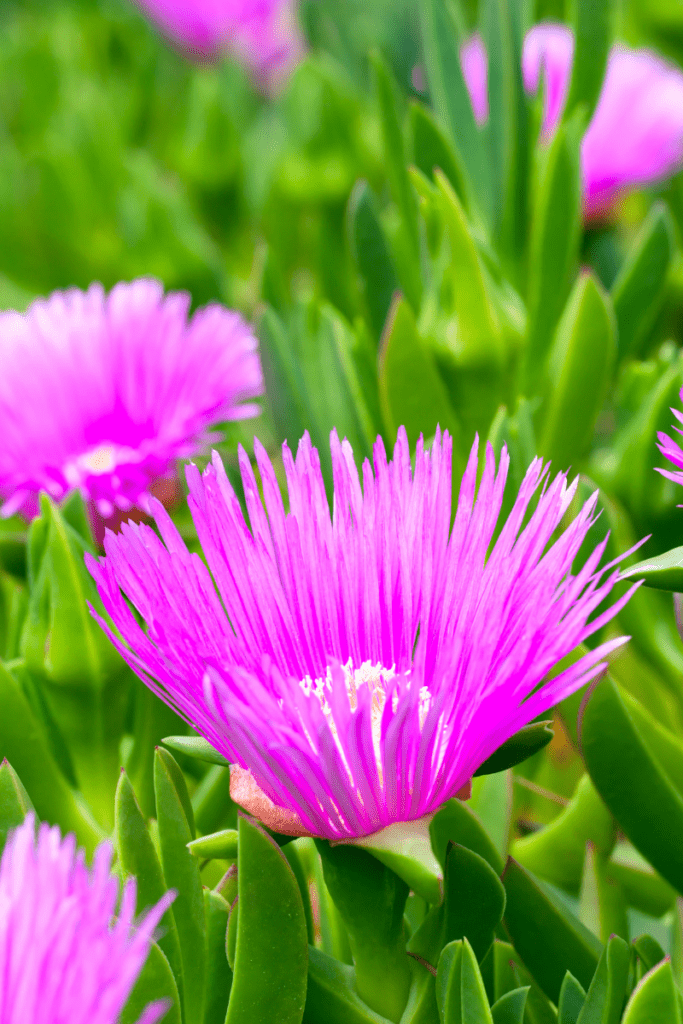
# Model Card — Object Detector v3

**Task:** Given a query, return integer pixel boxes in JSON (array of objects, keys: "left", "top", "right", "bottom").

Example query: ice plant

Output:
[
  {"left": 0, "top": 814, "right": 174, "bottom": 1024},
  {"left": 657, "top": 389, "right": 683, "bottom": 487},
  {"left": 0, "top": 279, "right": 262, "bottom": 540},
  {"left": 461, "top": 24, "right": 683, "bottom": 219},
  {"left": 87, "top": 428, "right": 637, "bottom": 842},
  {"left": 132, "top": 0, "right": 303, "bottom": 89}
]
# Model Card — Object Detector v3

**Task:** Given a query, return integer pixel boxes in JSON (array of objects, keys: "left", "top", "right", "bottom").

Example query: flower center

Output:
[{"left": 79, "top": 443, "right": 118, "bottom": 475}]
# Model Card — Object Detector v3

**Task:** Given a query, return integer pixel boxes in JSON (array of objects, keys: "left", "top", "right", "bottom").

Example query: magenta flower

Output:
[
  {"left": 461, "top": 24, "right": 683, "bottom": 219},
  {"left": 87, "top": 428, "right": 636, "bottom": 842},
  {"left": 133, "top": 0, "right": 303, "bottom": 89},
  {"left": 657, "top": 391, "right": 683, "bottom": 485},
  {"left": 0, "top": 279, "right": 262, "bottom": 539},
  {"left": 0, "top": 814, "right": 173, "bottom": 1024}
]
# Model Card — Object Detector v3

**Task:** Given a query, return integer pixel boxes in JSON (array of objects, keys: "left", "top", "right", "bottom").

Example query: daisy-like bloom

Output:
[
  {"left": 0, "top": 279, "right": 262, "bottom": 541},
  {"left": 87, "top": 428, "right": 637, "bottom": 842},
  {"left": 461, "top": 24, "right": 683, "bottom": 220},
  {"left": 0, "top": 813, "right": 174, "bottom": 1024},
  {"left": 133, "top": 0, "right": 303, "bottom": 90},
  {"left": 657, "top": 389, "right": 683, "bottom": 486}
]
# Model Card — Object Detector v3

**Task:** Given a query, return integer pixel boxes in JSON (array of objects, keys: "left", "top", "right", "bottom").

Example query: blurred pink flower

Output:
[
  {"left": 134, "top": 0, "right": 304, "bottom": 89},
  {"left": 0, "top": 814, "right": 173, "bottom": 1024},
  {"left": 0, "top": 279, "right": 262, "bottom": 541},
  {"left": 461, "top": 24, "right": 683, "bottom": 219},
  {"left": 87, "top": 427, "right": 636, "bottom": 842},
  {"left": 657, "top": 389, "right": 683, "bottom": 486}
]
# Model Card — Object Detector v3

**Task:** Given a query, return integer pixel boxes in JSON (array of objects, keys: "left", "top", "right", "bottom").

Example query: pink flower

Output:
[
  {"left": 133, "top": 0, "right": 303, "bottom": 89},
  {"left": 0, "top": 814, "right": 174, "bottom": 1024},
  {"left": 87, "top": 428, "right": 637, "bottom": 842},
  {"left": 0, "top": 279, "right": 263, "bottom": 539},
  {"left": 461, "top": 24, "right": 683, "bottom": 219},
  {"left": 657, "top": 391, "right": 683, "bottom": 485}
]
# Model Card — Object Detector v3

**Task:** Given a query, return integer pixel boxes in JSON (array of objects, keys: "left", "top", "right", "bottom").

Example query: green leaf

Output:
[
  {"left": 303, "top": 946, "right": 395, "bottom": 1024},
  {"left": 430, "top": 798, "right": 504, "bottom": 876},
  {"left": 408, "top": 102, "right": 467, "bottom": 202},
  {"left": 352, "top": 817, "right": 441, "bottom": 904},
  {"left": 162, "top": 734, "right": 230, "bottom": 767},
  {"left": 378, "top": 294, "right": 461, "bottom": 449},
  {"left": 606, "top": 856, "right": 676, "bottom": 918},
  {"left": 119, "top": 941, "right": 182, "bottom": 1024},
  {"left": 192, "top": 765, "right": 237, "bottom": 837},
  {"left": 611, "top": 203, "right": 676, "bottom": 359},
  {"left": 434, "top": 171, "right": 505, "bottom": 367},
  {"left": 558, "top": 973, "right": 587, "bottom": 1024},
  {"left": 371, "top": 51, "right": 421, "bottom": 303},
  {"left": 512, "top": 775, "right": 615, "bottom": 893},
  {"left": 347, "top": 180, "right": 400, "bottom": 343},
  {"left": 565, "top": 0, "right": 611, "bottom": 121},
  {"left": 226, "top": 814, "right": 308, "bottom": 1024},
  {"left": 469, "top": 772, "right": 513, "bottom": 865},
  {"left": 490, "top": 987, "right": 529, "bottom": 1024},
  {"left": 619, "top": 546, "right": 683, "bottom": 592},
  {"left": 574, "top": 934, "right": 630, "bottom": 1024},
  {"left": 480, "top": 0, "right": 529, "bottom": 254},
  {"left": 419, "top": 0, "right": 492, "bottom": 221},
  {"left": 436, "top": 938, "right": 494, "bottom": 1024},
  {"left": 0, "top": 758, "right": 33, "bottom": 853},
  {"left": 581, "top": 677, "right": 683, "bottom": 895},
  {"left": 441, "top": 844, "right": 506, "bottom": 963},
  {"left": 203, "top": 889, "right": 232, "bottom": 1024},
  {"left": 502, "top": 858, "right": 602, "bottom": 1003},
  {"left": 524, "top": 120, "right": 582, "bottom": 392},
  {"left": 622, "top": 960, "right": 682, "bottom": 1024},
  {"left": 538, "top": 272, "right": 616, "bottom": 471},
  {"left": 579, "top": 843, "right": 629, "bottom": 945},
  {"left": 188, "top": 828, "right": 239, "bottom": 861},
  {"left": 283, "top": 842, "right": 316, "bottom": 947},
  {"left": 632, "top": 935, "right": 666, "bottom": 973},
  {"left": 316, "top": 839, "right": 411, "bottom": 1022},
  {"left": 258, "top": 306, "right": 309, "bottom": 453},
  {"left": 154, "top": 748, "right": 206, "bottom": 1024},
  {"left": 0, "top": 660, "right": 104, "bottom": 855},
  {"left": 22, "top": 496, "right": 130, "bottom": 825},
  {"left": 474, "top": 722, "right": 554, "bottom": 777},
  {"left": 115, "top": 770, "right": 183, "bottom": 988}
]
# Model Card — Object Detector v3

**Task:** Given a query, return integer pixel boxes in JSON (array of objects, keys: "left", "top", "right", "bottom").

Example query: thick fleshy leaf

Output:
[
  {"left": 203, "top": 889, "right": 232, "bottom": 1024},
  {"left": 226, "top": 814, "right": 308, "bottom": 1024},
  {"left": 619, "top": 546, "right": 683, "bottom": 592},
  {"left": 258, "top": 306, "right": 309, "bottom": 453},
  {"left": 192, "top": 765, "right": 237, "bottom": 837},
  {"left": 581, "top": 677, "right": 683, "bottom": 894},
  {"left": 539, "top": 272, "right": 616, "bottom": 471},
  {"left": 512, "top": 775, "right": 615, "bottom": 893},
  {"left": 611, "top": 203, "right": 676, "bottom": 359},
  {"left": 632, "top": 934, "right": 666, "bottom": 973},
  {"left": 574, "top": 934, "right": 630, "bottom": 1024},
  {"left": 0, "top": 758, "right": 33, "bottom": 853},
  {"left": 441, "top": 844, "right": 506, "bottom": 964},
  {"left": 469, "top": 772, "right": 513, "bottom": 864},
  {"left": 347, "top": 180, "right": 399, "bottom": 344},
  {"left": 558, "top": 973, "right": 587, "bottom": 1024},
  {"left": 430, "top": 798, "right": 504, "bottom": 876},
  {"left": 188, "top": 828, "right": 239, "bottom": 861},
  {"left": 119, "top": 941, "right": 182, "bottom": 1024},
  {"left": 524, "top": 120, "right": 582, "bottom": 392},
  {"left": 115, "top": 770, "right": 183, "bottom": 987},
  {"left": 502, "top": 859, "right": 602, "bottom": 1002},
  {"left": 436, "top": 939, "right": 494, "bottom": 1024},
  {"left": 162, "top": 735, "right": 230, "bottom": 767},
  {"left": 490, "top": 987, "right": 529, "bottom": 1024},
  {"left": 419, "top": 0, "right": 492, "bottom": 219},
  {"left": 622, "top": 960, "right": 682, "bottom": 1024},
  {"left": 0, "top": 660, "right": 103, "bottom": 855},
  {"left": 474, "top": 722, "right": 553, "bottom": 777},
  {"left": 606, "top": 855, "right": 676, "bottom": 918},
  {"left": 155, "top": 747, "right": 206, "bottom": 1024},
  {"left": 565, "top": 0, "right": 611, "bottom": 120},
  {"left": 378, "top": 294, "right": 460, "bottom": 448},
  {"left": 408, "top": 101, "right": 467, "bottom": 201},
  {"left": 303, "top": 946, "right": 394, "bottom": 1024},
  {"left": 360, "top": 821, "right": 442, "bottom": 905},
  {"left": 579, "top": 844, "right": 628, "bottom": 944},
  {"left": 316, "top": 839, "right": 412, "bottom": 1022}
]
